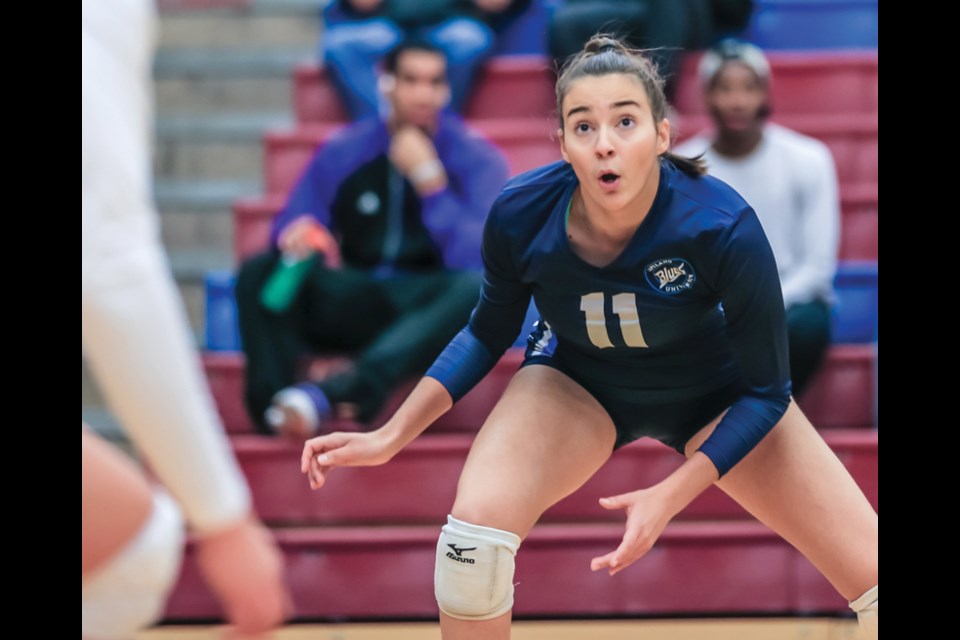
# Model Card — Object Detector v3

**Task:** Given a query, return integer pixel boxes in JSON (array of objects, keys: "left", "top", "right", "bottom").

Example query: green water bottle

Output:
[{"left": 260, "top": 252, "right": 316, "bottom": 312}]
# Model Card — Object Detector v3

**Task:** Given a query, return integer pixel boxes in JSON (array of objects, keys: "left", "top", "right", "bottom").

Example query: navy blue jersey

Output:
[{"left": 428, "top": 159, "right": 792, "bottom": 475}]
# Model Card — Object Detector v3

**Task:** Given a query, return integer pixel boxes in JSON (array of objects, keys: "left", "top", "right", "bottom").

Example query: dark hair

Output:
[
  {"left": 383, "top": 38, "right": 446, "bottom": 75},
  {"left": 556, "top": 35, "right": 706, "bottom": 177}
]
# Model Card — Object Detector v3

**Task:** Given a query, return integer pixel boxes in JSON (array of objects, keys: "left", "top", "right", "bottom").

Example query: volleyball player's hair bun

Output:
[{"left": 583, "top": 35, "right": 626, "bottom": 56}]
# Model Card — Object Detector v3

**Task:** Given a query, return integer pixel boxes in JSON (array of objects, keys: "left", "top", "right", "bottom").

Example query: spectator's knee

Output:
[
  {"left": 323, "top": 19, "right": 401, "bottom": 59},
  {"left": 430, "top": 19, "right": 494, "bottom": 60}
]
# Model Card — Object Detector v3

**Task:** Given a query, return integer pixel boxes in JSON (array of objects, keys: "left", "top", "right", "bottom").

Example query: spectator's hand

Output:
[
  {"left": 347, "top": 0, "right": 383, "bottom": 13},
  {"left": 277, "top": 216, "right": 342, "bottom": 267},
  {"left": 301, "top": 430, "right": 399, "bottom": 490},
  {"left": 195, "top": 516, "right": 292, "bottom": 637},
  {"left": 474, "top": 0, "right": 513, "bottom": 13},
  {"left": 389, "top": 126, "right": 448, "bottom": 195},
  {"left": 589, "top": 487, "right": 675, "bottom": 576}
]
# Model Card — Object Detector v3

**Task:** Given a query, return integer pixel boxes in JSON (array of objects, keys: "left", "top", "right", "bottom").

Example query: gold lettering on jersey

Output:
[{"left": 654, "top": 264, "right": 686, "bottom": 289}]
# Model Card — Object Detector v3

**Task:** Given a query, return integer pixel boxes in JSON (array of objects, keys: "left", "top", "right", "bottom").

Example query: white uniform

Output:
[
  {"left": 82, "top": 0, "right": 251, "bottom": 633},
  {"left": 676, "top": 123, "right": 840, "bottom": 308}
]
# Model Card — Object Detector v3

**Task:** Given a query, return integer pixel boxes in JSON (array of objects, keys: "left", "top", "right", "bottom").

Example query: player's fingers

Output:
[
  {"left": 598, "top": 493, "right": 631, "bottom": 511},
  {"left": 301, "top": 436, "right": 330, "bottom": 472},
  {"left": 302, "top": 433, "right": 350, "bottom": 471},
  {"left": 590, "top": 551, "right": 617, "bottom": 571}
]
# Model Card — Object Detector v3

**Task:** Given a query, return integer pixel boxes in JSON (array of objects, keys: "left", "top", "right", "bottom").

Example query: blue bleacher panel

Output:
[
  {"left": 832, "top": 261, "right": 878, "bottom": 343},
  {"left": 746, "top": 0, "right": 878, "bottom": 49},
  {"left": 204, "top": 270, "right": 241, "bottom": 352}
]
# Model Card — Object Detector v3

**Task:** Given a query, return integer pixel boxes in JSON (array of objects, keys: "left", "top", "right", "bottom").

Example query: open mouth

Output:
[{"left": 598, "top": 171, "right": 621, "bottom": 190}]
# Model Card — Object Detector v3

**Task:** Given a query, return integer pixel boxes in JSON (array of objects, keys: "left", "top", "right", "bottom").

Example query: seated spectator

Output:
[
  {"left": 236, "top": 40, "right": 509, "bottom": 437},
  {"left": 675, "top": 39, "right": 840, "bottom": 395},
  {"left": 323, "top": 0, "right": 530, "bottom": 120},
  {"left": 548, "top": 0, "right": 753, "bottom": 100}
]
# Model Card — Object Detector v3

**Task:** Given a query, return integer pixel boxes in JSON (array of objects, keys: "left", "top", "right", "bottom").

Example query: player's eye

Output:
[
  {"left": 575, "top": 122, "right": 592, "bottom": 134},
  {"left": 619, "top": 117, "right": 635, "bottom": 128}
]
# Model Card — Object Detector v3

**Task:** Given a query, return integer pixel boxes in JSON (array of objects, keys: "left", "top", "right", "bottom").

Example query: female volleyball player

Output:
[{"left": 300, "top": 35, "right": 878, "bottom": 639}]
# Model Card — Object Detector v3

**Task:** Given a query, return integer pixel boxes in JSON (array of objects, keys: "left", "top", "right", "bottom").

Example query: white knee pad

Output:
[
  {"left": 82, "top": 491, "right": 184, "bottom": 639},
  {"left": 434, "top": 515, "right": 522, "bottom": 621},
  {"left": 849, "top": 584, "right": 878, "bottom": 633}
]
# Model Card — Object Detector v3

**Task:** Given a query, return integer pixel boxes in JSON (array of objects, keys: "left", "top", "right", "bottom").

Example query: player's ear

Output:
[
  {"left": 656, "top": 118, "right": 670, "bottom": 156},
  {"left": 558, "top": 129, "right": 570, "bottom": 163}
]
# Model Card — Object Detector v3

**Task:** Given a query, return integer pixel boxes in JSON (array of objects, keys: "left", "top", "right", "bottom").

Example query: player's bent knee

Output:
[
  {"left": 849, "top": 584, "right": 878, "bottom": 631},
  {"left": 434, "top": 515, "right": 521, "bottom": 621},
  {"left": 82, "top": 491, "right": 184, "bottom": 639}
]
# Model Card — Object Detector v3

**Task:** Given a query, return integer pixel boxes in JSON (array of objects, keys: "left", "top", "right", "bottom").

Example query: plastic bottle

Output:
[{"left": 259, "top": 252, "right": 316, "bottom": 312}]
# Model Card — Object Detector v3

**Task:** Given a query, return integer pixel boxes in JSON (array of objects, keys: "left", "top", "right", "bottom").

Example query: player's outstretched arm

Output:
[{"left": 302, "top": 377, "right": 453, "bottom": 489}]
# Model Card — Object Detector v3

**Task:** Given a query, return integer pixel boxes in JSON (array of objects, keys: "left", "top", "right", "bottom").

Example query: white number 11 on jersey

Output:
[{"left": 580, "top": 292, "right": 649, "bottom": 349}]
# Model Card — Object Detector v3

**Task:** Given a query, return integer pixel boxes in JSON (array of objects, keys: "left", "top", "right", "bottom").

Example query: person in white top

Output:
[
  {"left": 82, "top": 0, "right": 290, "bottom": 636},
  {"left": 675, "top": 39, "right": 840, "bottom": 394}
]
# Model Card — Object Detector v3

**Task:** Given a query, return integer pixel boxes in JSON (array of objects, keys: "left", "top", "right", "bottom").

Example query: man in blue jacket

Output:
[{"left": 236, "top": 40, "right": 509, "bottom": 437}]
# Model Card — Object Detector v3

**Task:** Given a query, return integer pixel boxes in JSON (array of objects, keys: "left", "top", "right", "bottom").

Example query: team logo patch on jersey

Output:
[{"left": 644, "top": 258, "right": 696, "bottom": 294}]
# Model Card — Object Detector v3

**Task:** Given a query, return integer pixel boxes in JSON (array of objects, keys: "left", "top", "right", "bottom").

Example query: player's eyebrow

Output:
[{"left": 566, "top": 100, "right": 643, "bottom": 119}]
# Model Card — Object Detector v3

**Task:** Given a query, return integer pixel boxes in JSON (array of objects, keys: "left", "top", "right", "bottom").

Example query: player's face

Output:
[
  {"left": 705, "top": 62, "right": 768, "bottom": 133},
  {"left": 388, "top": 50, "right": 450, "bottom": 129},
  {"left": 559, "top": 73, "right": 670, "bottom": 215}
]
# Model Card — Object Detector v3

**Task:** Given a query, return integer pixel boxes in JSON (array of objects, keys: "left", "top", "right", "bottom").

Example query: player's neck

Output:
[
  {"left": 576, "top": 162, "right": 661, "bottom": 242},
  {"left": 712, "top": 126, "right": 764, "bottom": 158}
]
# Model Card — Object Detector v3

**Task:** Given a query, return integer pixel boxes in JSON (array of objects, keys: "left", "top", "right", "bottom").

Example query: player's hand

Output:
[
  {"left": 589, "top": 487, "right": 675, "bottom": 576},
  {"left": 195, "top": 516, "right": 292, "bottom": 636},
  {"left": 300, "top": 430, "right": 398, "bottom": 490},
  {"left": 277, "top": 216, "right": 342, "bottom": 267}
]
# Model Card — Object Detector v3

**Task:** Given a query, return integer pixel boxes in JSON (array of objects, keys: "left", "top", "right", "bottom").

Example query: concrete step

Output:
[
  {"left": 155, "top": 74, "right": 293, "bottom": 114},
  {"left": 158, "top": 12, "right": 320, "bottom": 50},
  {"left": 155, "top": 137, "right": 262, "bottom": 182},
  {"left": 155, "top": 178, "right": 261, "bottom": 212},
  {"left": 154, "top": 112, "right": 289, "bottom": 182},
  {"left": 154, "top": 48, "right": 312, "bottom": 77},
  {"left": 160, "top": 208, "right": 234, "bottom": 254}
]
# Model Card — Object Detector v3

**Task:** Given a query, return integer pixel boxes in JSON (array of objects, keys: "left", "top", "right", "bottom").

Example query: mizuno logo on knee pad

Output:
[{"left": 446, "top": 543, "right": 477, "bottom": 563}]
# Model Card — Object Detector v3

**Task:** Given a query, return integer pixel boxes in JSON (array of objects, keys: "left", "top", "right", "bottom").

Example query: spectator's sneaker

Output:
[{"left": 265, "top": 383, "right": 331, "bottom": 439}]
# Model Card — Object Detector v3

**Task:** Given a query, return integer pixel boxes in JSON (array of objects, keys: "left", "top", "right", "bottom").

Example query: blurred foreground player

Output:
[{"left": 82, "top": 0, "right": 290, "bottom": 636}]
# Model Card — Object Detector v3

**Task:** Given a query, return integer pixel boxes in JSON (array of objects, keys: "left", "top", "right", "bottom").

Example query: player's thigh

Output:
[
  {"left": 684, "top": 401, "right": 878, "bottom": 600},
  {"left": 452, "top": 364, "right": 617, "bottom": 539},
  {"left": 82, "top": 429, "right": 155, "bottom": 576}
]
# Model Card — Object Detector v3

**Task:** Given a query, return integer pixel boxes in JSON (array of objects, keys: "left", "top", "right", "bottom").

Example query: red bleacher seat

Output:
[
  {"left": 839, "top": 184, "right": 878, "bottom": 261},
  {"left": 231, "top": 429, "right": 876, "bottom": 526},
  {"left": 294, "top": 52, "right": 878, "bottom": 125},
  {"left": 673, "top": 51, "right": 879, "bottom": 116},
  {"left": 204, "top": 345, "right": 877, "bottom": 436},
  {"left": 165, "top": 520, "right": 852, "bottom": 620}
]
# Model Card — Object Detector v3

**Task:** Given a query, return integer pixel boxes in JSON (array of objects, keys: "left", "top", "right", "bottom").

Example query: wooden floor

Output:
[{"left": 139, "top": 618, "right": 870, "bottom": 640}]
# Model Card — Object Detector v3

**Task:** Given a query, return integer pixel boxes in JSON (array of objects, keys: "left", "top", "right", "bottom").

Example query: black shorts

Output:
[{"left": 521, "top": 355, "right": 743, "bottom": 454}]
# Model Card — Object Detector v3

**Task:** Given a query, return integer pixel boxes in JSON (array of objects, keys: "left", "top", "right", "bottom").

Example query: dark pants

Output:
[
  {"left": 235, "top": 252, "right": 482, "bottom": 433},
  {"left": 787, "top": 299, "right": 832, "bottom": 397},
  {"left": 547, "top": 0, "right": 714, "bottom": 101}
]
